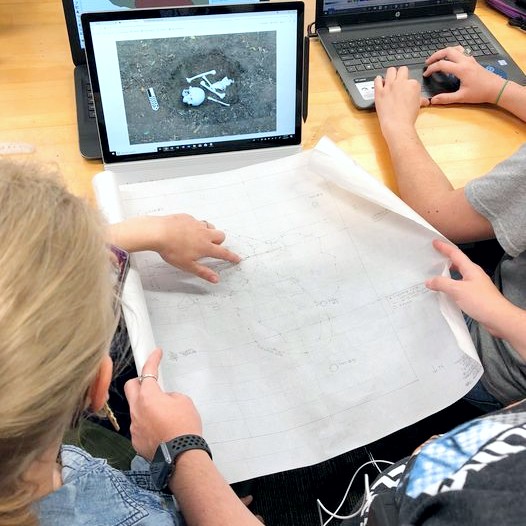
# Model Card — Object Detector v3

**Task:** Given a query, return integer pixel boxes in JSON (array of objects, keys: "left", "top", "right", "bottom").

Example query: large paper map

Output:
[{"left": 94, "top": 138, "right": 482, "bottom": 483}]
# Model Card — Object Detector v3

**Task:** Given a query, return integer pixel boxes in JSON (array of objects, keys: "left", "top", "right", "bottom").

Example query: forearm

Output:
[
  {"left": 169, "top": 451, "right": 261, "bottom": 526},
  {"left": 386, "top": 128, "right": 462, "bottom": 237},
  {"left": 125, "top": 352, "right": 258, "bottom": 524},
  {"left": 384, "top": 126, "right": 453, "bottom": 209},
  {"left": 109, "top": 216, "right": 163, "bottom": 253},
  {"left": 495, "top": 80, "right": 526, "bottom": 123},
  {"left": 382, "top": 126, "right": 492, "bottom": 242}
]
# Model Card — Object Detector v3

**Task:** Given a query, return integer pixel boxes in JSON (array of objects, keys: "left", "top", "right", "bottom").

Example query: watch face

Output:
[{"left": 150, "top": 443, "right": 173, "bottom": 490}]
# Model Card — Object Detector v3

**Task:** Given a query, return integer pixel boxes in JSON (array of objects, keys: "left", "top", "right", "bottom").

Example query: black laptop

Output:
[
  {"left": 62, "top": 0, "right": 268, "bottom": 159},
  {"left": 315, "top": 0, "right": 526, "bottom": 109}
]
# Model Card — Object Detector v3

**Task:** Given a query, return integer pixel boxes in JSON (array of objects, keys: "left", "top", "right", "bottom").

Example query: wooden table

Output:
[{"left": 1, "top": 0, "right": 525, "bottom": 201}]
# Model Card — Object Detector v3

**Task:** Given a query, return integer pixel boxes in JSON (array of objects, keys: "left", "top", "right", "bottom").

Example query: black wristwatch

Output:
[{"left": 150, "top": 434, "right": 212, "bottom": 491}]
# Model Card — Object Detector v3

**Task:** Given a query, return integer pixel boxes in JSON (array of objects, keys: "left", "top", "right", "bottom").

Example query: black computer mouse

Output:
[{"left": 422, "top": 67, "right": 461, "bottom": 94}]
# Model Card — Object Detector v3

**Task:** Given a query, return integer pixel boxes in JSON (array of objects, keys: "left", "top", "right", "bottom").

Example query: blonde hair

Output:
[{"left": 0, "top": 160, "right": 117, "bottom": 525}]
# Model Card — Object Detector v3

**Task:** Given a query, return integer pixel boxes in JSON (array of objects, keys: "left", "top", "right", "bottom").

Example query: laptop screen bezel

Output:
[
  {"left": 82, "top": 2, "right": 304, "bottom": 164},
  {"left": 315, "top": 0, "right": 477, "bottom": 27},
  {"left": 63, "top": 0, "right": 86, "bottom": 65}
]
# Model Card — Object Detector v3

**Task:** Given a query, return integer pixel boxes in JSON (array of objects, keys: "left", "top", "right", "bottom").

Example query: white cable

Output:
[
  {"left": 366, "top": 447, "right": 383, "bottom": 474},
  {"left": 316, "top": 459, "right": 394, "bottom": 526}
]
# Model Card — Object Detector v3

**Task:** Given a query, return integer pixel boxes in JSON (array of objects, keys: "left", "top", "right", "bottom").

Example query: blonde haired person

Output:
[{"left": 0, "top": 159, "right": 259, "bottom": 526}]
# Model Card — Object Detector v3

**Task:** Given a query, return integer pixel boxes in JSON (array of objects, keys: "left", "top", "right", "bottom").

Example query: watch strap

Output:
[{"left": 165, "top": 434, "right": 212, "bottom": 464}]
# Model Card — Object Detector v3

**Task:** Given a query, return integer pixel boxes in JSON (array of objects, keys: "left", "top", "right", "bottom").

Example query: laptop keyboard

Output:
[{"left": 334, "top": 25, "right": 498, "bottom": 73}]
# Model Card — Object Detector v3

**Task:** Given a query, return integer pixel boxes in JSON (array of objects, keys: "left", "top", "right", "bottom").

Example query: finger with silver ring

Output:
[
  {"left": 139, "top": 373, "right": 158, "bottom": 384},
  {"left": 463, "top": 48, "right": 472, "bottom": 57}
]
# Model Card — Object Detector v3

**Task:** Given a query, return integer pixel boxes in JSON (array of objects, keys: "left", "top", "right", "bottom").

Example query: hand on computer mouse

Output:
[
  {"left": 423, "top": 46, "right": 505, "bottom": 105},
  {"left": 423, "top": 66, "right": 461, "bottom": 94}
]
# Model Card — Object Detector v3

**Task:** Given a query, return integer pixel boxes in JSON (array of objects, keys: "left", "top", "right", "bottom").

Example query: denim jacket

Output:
[{"left": 36, "top": 445, "right": 185, "bottom": 526}]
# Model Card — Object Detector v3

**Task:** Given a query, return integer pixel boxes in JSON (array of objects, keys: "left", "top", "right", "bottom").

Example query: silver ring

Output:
[
  {"left": 463, "top": 48, "right": 472, "bottom": 56},
  {"left": 138, "top": 373, "right": 158, "bottom": 384}
]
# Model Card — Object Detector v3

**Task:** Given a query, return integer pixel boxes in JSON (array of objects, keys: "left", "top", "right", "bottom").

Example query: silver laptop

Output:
[
  {"left": 62, "top": 0, "right": 271, "bottom": 159},
  {"left": 315, "top": 0, "right": 526, "bottom": 109},
  {"left": 81, "top": 1, "right": 304, "bottom": 181}
]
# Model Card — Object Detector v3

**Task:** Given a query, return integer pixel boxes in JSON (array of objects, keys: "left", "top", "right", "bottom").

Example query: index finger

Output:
[
  {"left": 208, "top": 229, "right": 241, "bottom": 261},
  {"left": 207, "top": 241, "right": 242, "bottom": 264},
  {"left": 423, "top": 59, "right": 459, "bottom": 78},
  {"left": 425, "top": 46, "right": 463, "bottom": 65},
  {"left": 432, "top": 239, "right": 474, "bottom": 273}
]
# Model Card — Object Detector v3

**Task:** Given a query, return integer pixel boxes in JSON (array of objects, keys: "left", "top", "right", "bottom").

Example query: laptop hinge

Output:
[
  {"left": 456, "top": 12, "right": 468, "bottom": 19},
  {"left": 328, "top": 25, "right": 341, "bottom": 33}
]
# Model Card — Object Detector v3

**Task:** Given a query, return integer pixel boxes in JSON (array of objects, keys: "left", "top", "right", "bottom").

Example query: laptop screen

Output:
[
  {"left": 318, "top": 0, "right": 474, "bottom": 23},
  {"left": 323, "top": 0, "right": 459, "bottom": 15},
  {"left": 64, "top": 0, "right": 267, "bottom": 65},
  {"left": 82, "top": 3, "right": 303, "bottom": 163}
]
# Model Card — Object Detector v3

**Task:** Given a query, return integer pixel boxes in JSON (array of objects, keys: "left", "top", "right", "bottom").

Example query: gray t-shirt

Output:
[{"left": 464, "top": 143, "right": 526, "bottom": 404}]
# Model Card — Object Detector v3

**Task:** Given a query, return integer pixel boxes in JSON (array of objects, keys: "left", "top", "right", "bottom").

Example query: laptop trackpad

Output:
[
  {"left": 353, "top": 69, "right": 455, "bottom": 105},
  {"left": 407, "top": 67, "right": 458, "bottom": 99}
]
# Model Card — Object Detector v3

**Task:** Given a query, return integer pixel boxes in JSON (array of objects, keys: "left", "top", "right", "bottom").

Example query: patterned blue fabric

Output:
[
  {"left": 36, "top": 445, "right": 185, "bottom": 526},
  {"left": 405, "top": 418, "right": 510, "bottom": 498}
]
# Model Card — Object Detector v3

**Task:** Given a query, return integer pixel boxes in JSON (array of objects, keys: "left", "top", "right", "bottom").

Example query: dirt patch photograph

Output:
[{"left": 116, "top": 31, "right": 277, "bottom": 144}]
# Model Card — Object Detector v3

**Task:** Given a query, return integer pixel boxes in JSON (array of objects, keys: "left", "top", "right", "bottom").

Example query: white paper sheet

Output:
[{"left": 94, "top": 137, "right": 482, "bottom": 483}]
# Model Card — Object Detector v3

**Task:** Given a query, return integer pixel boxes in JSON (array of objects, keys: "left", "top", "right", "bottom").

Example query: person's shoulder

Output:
[
  {"left": 466, "top": 143, "right": 526, "bottom": 193},
  {"left": 60, "top": 444, "right": 110, "bottom": 482},
  {"left": 38, "top": 446, "right": 182, "bottom": 526}
]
